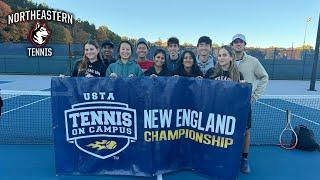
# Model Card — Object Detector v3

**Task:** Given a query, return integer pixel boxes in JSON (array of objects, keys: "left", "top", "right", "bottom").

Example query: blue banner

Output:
[{"left": 51, "top": 77, "right": 251, "bottom": 179}]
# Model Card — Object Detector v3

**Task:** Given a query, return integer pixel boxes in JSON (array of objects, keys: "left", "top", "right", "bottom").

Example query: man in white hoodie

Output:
[{"left": 231, "top": 33, "right": 269, "bottom": 174}]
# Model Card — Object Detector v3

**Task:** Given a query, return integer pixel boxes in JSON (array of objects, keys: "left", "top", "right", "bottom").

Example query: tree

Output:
[
  {"left": 17, "top": 22, "right": 29, "bottom": 41},
  {"left": 96, "top": 26, "right": 108, "bottom": 42},
  {"left": 296, "top": 44, "right": 313, "bottom": 50},
  {"left": 154, "top": 38, "right": 165, "bottom": 47},
  {"left": 78, "top": 20, "right": 96, "bottom": 38},
  {"left": 1, "top": 0, "right": 123, "bottom": 45},
  {"left": 212, "top": 43, "right": 220, "bottom": 48},
  {"left": 74, "top": 29, "right": 90, "bottom": 43},
  {"left": 121, "top": 36, "right": 129, "bottom": 40},
  {"left": 182, "top": 42, "right": 193, "bottom": 48},
  {"left": 48, "top": 22, "right": 65, "bottom": 43},
  {"left": 0, "top": 1, "right": 13, "bottom": 41},
  {"left": 0, "top": 1, "right": 30, "bottom": 42},
  {"left": 0, "top": 1, "right": 12, "bottom": 21},
  {"left": 63, "top": 27, "right": 73, "bottom": 43},
  {"left": 108, "top": 31, "right": 121, "bottom": 45}
]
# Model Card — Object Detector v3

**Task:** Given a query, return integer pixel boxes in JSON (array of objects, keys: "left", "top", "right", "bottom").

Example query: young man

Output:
[
  {"left": 231, "top": 33, "right": 269, "bottom": 174},
  {"left": 166, "top": 37, "right": 180, "bottom": 72},
  {"left": 196, "top": 36, "right": 215, "bottom": 75},
  {"left": 101, "top": 39, "right": 116, "bottom": 68},
  {"left": 136, "top": 38, "right": 153, "bottom": 72}
]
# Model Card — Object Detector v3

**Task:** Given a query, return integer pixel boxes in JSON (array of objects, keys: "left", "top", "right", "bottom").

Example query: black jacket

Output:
[
  {"left": 205, "top": 68, "right": 244, "bottom": 81},
  {"left": 102, "top": 57, "right": 117, "bottom": 68},
  {"left": 144, "top": 67, "right": 172, "bottom": 76},
  {"left": 173, "top": 67, "right": 203, "bottom": 77},
  {"left": 72, "top": 60, "right": 107, "bottom": 77}
]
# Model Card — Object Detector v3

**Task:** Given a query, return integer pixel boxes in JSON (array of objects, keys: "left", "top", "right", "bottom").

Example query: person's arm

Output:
[{"left": 252, "top": 60, "right": 269, "bottom": 100}]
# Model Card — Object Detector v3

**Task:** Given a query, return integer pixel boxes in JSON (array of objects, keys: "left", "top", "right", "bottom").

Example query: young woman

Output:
[
  {"left": 106, "top": 40, "right": 143, "bottom": 77},
  {"left": 173, "top": 50, "right": 203, "bottom": 77},
  {"left": 206, "top": 45, "right": 250, "bottom": 173},
  {"left": 71, "top": 39, "right": 106, "bottom": 77},
  {"left": 144, "top": 48, "right": 172, "bottom": 77},
  {"left": 205, "top": 45, "right": 244, "bottom": 82}
]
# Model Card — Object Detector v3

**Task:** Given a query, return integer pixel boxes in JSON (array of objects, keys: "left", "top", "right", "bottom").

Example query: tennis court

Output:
[{"left": 0, "top": 75, "right": 319, "bottom": 179}]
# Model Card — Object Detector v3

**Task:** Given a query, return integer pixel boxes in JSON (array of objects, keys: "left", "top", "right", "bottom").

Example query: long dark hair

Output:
[
  {"left": 153, "top": 48, "right": 167, "bottom": 68},
  {"left": 78, "top": 39, "right": 101, "bottom": 74},
  {"left": 212, "top": 45, "right": 241, "bottom": 81},
  {"left": 177, "top": 50, "right": 202, "bottom": 75}
]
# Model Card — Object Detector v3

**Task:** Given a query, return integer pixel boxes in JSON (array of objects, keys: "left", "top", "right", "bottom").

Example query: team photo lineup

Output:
[{"left": 67, "top": 34, "right": 269, "bottom": 174}]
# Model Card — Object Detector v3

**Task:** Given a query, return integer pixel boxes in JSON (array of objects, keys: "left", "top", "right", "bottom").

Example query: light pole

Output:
[
  {"left": 303, "top": 17, "right": 312, "bottom": 48},
  {"left": 302, "top": 17, "right": 312, "bottom": 79}
]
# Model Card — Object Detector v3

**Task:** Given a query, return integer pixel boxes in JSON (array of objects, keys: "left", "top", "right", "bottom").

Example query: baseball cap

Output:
[
  {"left": 101, "top": 39, "right": 114, "bottom": 48},
  {"left": 136, "top": 38, "right": 149, "bottom": 49},
  {"left": 232, "top": 34, "right": 246, "bottom": 44}
]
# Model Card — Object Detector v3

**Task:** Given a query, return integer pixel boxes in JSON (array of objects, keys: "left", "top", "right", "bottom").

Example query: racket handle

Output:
[{"left": 286, "top": 109, "right": 291, "bottom": 122}]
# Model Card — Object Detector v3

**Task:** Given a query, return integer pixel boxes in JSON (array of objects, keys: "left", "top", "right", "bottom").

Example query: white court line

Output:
[
  {"left": 1, "top": 97, "right": 51, "bottom": 115},
  {"left": 261, "top": 95, "right": 320, "bottom": 111},
  {"left": 257, "top": 100, "right": 320, "bottom": 126},
  {"left": 282, "top": 100, "right": 320, "bottom": 112}
]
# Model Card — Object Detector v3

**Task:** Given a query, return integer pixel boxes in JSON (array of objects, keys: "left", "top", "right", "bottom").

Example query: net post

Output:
[{"left": 309, "top": 13, "right": 320, "bottom": 91}]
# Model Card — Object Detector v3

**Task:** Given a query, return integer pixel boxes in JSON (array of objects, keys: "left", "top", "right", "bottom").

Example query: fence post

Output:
[
  {"left": 302, "top": 50, "right": 306, "bottom": 80},
  {"left": 272, "top": 48, "right": 276, "bottom": 79},
  {"left": 68, "top": 42, "right": 72, "bottom": 76}
]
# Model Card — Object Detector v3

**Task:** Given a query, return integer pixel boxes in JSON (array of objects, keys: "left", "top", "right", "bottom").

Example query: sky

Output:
[{"left": 32, "top": 0, "right": 320, "bottom": 48}]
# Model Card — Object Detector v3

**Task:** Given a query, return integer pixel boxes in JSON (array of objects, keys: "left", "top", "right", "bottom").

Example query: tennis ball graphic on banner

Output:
[{"left": 106, "top": 141, "right": 117, "bottom": 150}]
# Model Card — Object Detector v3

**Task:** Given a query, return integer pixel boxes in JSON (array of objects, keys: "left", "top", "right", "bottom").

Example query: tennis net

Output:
[
  {"left": 0, "top": 90, "right": 319, "bottom": 145},
  {"left": 0, "top": 90, "right": 52, "bottom": 144}
]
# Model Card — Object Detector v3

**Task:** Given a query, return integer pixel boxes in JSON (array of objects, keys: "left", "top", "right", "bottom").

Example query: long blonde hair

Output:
[
  {"left": 212, "top": 45, "right": 241, "bottom": 81},
  {"left": 78, "top": 39, "right": 100, "bottom": 75}
]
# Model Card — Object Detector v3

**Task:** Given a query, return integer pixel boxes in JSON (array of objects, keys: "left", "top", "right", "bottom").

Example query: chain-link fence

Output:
[{"left": 0, "top": 43, "right": 319, "bottom": 80}]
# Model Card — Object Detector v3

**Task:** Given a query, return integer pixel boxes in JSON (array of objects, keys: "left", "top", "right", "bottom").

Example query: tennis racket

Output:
[{"left": 279, "top": 110, "right": 298, "bottom": 150}]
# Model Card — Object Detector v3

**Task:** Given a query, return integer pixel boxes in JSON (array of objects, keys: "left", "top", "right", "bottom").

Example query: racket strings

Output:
[{"left": 280, "top": 129, "right": 298, "bottom": 149}]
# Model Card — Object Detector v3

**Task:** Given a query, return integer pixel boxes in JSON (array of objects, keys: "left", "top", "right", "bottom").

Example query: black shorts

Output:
[{"left": 246, "top": 105, "right": 252, "bottom": 129}]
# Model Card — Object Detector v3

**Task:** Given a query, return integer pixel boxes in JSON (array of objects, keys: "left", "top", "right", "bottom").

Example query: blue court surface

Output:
[
  {"left": 0, "top": 76, "right": 320, "bottom": 179},
  {"left": 0, "top": 145, "right": 319, "bottom": 180}
]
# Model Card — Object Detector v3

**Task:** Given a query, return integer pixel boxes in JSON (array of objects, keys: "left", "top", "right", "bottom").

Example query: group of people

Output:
[{"left": 70, "top": 34, "right": 269, "bottom": 174}]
